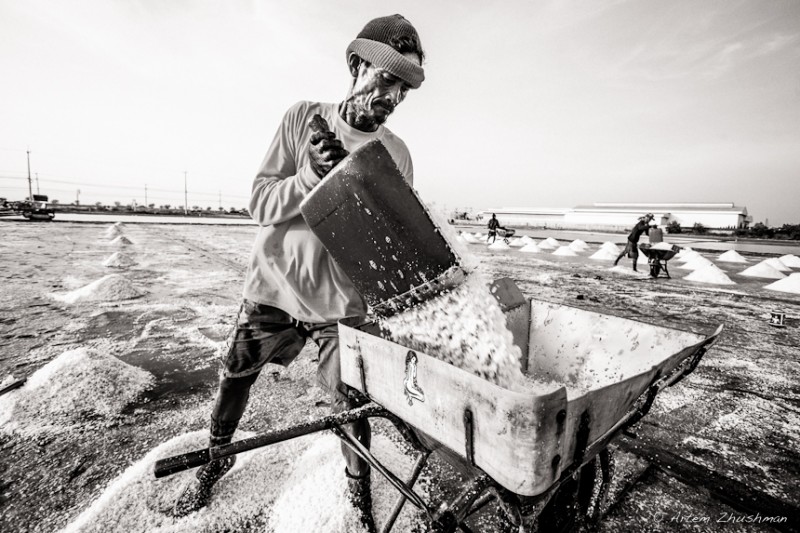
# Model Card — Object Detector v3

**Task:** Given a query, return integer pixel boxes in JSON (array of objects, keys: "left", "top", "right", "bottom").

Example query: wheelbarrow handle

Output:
[{"left": 154, "top": 449, "right": 210, "bottom": 478}]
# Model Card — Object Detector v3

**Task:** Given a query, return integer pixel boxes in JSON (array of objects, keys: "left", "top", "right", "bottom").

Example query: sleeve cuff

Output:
[{"left": 296, "top": 163, "right": 321, "bottom": 192}]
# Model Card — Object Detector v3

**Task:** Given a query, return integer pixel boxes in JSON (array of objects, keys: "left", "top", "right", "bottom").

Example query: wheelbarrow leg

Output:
[
  {"left": 431, "top": 474, "right": 494, "bottom": 532},
  {"left": 381, "top": 451, "right": 431, "bottom": 533}
]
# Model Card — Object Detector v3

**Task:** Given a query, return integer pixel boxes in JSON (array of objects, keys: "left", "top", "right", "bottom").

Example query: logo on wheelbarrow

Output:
[{"left": 404, "top": 351, "right": 425, "bottom": 406}]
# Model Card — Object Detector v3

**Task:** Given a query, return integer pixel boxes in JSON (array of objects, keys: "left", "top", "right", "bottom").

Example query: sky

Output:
[{"left": 1, "top": 0, "right": 798, "bottom": 224}]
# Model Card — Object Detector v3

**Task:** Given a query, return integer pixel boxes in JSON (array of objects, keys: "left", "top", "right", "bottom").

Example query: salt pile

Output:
[
  {"left": 590, "top": 248, "right": 617, "bottom": 261},
  {"left": 540, "top": 237, "right": 560, "bottom": 249},
  {"left": 601, "top": 242, "right": 621, "bottom": 253},
  {"left": 381, "top": 274, "right": 525, "bottom": 390},
  {"left": 764, "top": 258, "right": 791, "bottom": 272},
  {"left": 677, "top": 250, "right": 701, "bottom": 263},
  {"left": 649, "top": 242, "right": 674, "bottom": 251},
  {"left": 103, "top": 225, "right": 123, "bottom": 239},
  {"left": 684, "top": 265, "right": 736, "bottom": 285},
  {"left": 487, "top": 241, "right": 511, "bottom": 251},
  {"left": 552, "top": 246, "right": 579, "bottom": 256},
  {"left": 508, "top": 238, "right": 527, "bottom": 248},
  {"left": 103, "top": 252, "right": 136, "bottom": 268},
  {"left": 110, "top": 235, "right": 133, "bottom": 246},
  {"left": 519, "top": 243, "right": 542, "bottom": 253},
  {"left": 568, "top": 239, "right": 589, "bottom": 252},
  {"left": 778, "top": 254, "right": 800, "bottom": 268},
  {"left": 677, "top": 255, "right": 714, "bottom": 270},
  {"left": 518, "top": 235, "right": 536, "bottom": 245},
  {"left": 51, "top": 274, "right": 143, "bottom": 304},
  {"left": 0, "top": 348, "right": 153, "bottom": 431},
  {"left": 268, "top": 435, "right": 429, "bottom": 532},
  {"left": 718, "top": 250, "right": 748, "bottom": 263},
  {"left": 765, "top": 273, "right": 800, "bottom": 294},
  {"left": 740, "top": 261, "right": 787, "bottom": 279}
]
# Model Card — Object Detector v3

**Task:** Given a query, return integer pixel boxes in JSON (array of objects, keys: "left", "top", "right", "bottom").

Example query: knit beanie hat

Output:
[{"left": 346, "top": 14, "right": 425, "bottom": 89}]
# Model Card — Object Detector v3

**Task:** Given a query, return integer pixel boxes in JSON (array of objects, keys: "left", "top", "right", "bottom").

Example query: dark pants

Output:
[
  {"left": 210, "top": 300, "right": 370, "bottom": 476},
  {"left": 614, "top": 240, "right": 639, "bottom": 269}
]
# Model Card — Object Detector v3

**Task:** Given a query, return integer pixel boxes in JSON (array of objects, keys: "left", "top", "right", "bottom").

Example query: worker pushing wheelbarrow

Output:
[{"left": 154, "top": 137, "right": 724, "bottom": 531}]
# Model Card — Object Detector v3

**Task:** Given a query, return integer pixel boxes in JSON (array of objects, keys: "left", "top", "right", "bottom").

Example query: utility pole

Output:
[
  {"left": 35, "top": 173, "right": 40, "bottom": 195},
  {"left": 218, "top": 190, "right": 221, "bottom": 210},
  {"left": 184, "top": 171, "right": 188, "bottom": 215},
  {"left": 145, "top": 184, "right": 148, "bottom": 206},
  {"left": 76, "top": 189, "right": 81, "bottom": 206},
  {"left": 26, "top": 148, "right": 33, "bottom": 201}
]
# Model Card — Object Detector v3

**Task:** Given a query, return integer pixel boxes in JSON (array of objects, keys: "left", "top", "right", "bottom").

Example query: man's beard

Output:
[{"left": 342, "top": 96, "right": 387, "bottom": 132}]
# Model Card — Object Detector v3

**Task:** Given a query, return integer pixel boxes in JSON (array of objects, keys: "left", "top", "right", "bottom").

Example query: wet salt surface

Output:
[{"left": 2, "top": 221, "right": 798, "bottom": 533}]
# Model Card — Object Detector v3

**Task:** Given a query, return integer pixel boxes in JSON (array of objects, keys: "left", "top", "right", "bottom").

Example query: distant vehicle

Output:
[{"left": 20, "top": 194, "right": 55, "bottom": 221}]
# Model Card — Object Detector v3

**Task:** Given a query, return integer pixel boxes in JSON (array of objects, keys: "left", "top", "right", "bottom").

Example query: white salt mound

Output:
[
  {"left": 268, "top": 435, "right": 428, "bottom": 533},
  {"left": 677, "top": 251, "right": 701, "bottom": 263},
  {"left": 552, "top": 246, "right": 579, "bottom": 257},
  {"left": 541, "top": 237, "right": 560, "bottom": 248},
  {"left": 717, "top": 250, "right": 748, "bottom": 263},
  {"left": 487, "top": 241, "right": 511, "bottom": 251},
  {"left": 103, "top": 226, "right": 123, "bottom": 239},
  {"left": 601, "top": 242, "right": 621, "bottom": 253},
  {"left": 740, "top": 261, "right": 787, "bottom": 279},
  {"left": 51, "top": 274, "right": 143, "bottom": 304},
  {"left": 61, "top": 431, "right": 308, "bottom": 533},
  {"left": 508, "top": 238, "right": 526, "bottom": 248},
  {"left": 381, "top": 274, "right": 525, "bottom": 390},
  {"left": 778, "top": 254, "right": 800, "bottom": 268},
  {"left": 677, "top": 256, "right": 714, "bottom": 271},
  {"left": 764, "top": 273, "right": 800, "bottom": 295},
  {"left": 0, "top": 348, "right": 153, "bottom": 431},
  {"left": 684, "top": 265, "right": 736, "bottom": 285},
  {"left": 765, "top": 258, "right": 791, "bottom": 272},
  {"left": 519, "top": 243, "right": 542, "bottom": 253},
  {"left": 519, "top": 235, "right": 535, "bottom": 244},
  {"left": 649, "top": 242, "right": 674, "bottom": 251},
  {"left": 568, "top": 239, "right": 589, "bottom": 251},
  {"left": 103, "top": 252, "right": 136, "bottom": 268},
  {"left": 590, "top": 248, "right": 617, "bottom": 261},
  {"left": 110, "top": 235, "right": 133, "bottom": 246}
]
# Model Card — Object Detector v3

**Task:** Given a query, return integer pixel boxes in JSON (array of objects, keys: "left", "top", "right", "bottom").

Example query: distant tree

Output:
[
  {"left": 95, "top": 201, "right": 103, "bottom": 208},
  {"left": 666, "top": 221, "right": 681, "bottom": 234},
  {"left": 51, "top": 199, "right": 60, "bottom": 205},
  {"left": 192, "top": 205, "right": 200, "bottom": 211},
  {"left": 750, "top": 222, "right": 774, "bottom": 238},
  {"left": 114, "top": 201, "right": 121, "bottom": 207},
  {"left": 780, "top": 224, "right": 800, "bottom": 240},
  {"left": 218, "top": 206, "right": 225, "bottom": 212},
  {"left": 692, "top": 222, "right": 707, "bottom": 235},
  {"left": 148, "top": 203, "right": 155, "bottom": 209},
  {"left": 230, "top": 207, "right": 238, "bottom": 213},
  {"left": 164, "top": 204, "right": 171, "bottom": 210},
  {"left": 205, "top": 206, "right": 213, "bottom": 212}
]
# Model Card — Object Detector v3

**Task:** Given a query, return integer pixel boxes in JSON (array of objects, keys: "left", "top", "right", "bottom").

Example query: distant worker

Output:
[
  {"left": 487, "top": 213, "right": 500, "bottom": 243},
  {"left": 614, "top": 213, "right": 655, "bottom": 271}
]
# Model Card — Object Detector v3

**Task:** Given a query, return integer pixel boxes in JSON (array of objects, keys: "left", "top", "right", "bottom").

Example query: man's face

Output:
[{"left": 348, "top": 52, "right": 419, "bottom": 126}]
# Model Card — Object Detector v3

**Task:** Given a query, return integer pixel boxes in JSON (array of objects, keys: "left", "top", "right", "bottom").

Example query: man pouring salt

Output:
[
  {"left": 171, "top": 15, "right": 425, "bottom": 531},
  {"left": 614, "top": 213, "right": 655, "bottom": 272}
]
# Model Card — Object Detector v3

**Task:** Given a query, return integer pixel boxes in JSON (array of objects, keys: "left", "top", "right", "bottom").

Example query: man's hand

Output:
[{"left": 309, "top": 130, "right": 349, "bottom": 178}]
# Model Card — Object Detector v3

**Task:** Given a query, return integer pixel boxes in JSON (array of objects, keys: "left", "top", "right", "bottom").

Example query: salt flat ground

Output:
[{"left": 0, "top": 221, "right": 798, "bottom": 532}]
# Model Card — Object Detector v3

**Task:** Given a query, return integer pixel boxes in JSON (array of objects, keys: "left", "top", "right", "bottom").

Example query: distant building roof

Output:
[{"left": 574, "top": 203, "right": 747, "bottom": 214}]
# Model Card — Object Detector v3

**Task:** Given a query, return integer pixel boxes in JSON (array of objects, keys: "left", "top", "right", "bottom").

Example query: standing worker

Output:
[
  {"left": 172, "top": 15, "right": 425, "bottom": 532},
  {"left": 488, "top": 213, "right": 500, "bottom": 243},
  {"left": 614, "top": 213, "right": 655, "bottom": 271}
]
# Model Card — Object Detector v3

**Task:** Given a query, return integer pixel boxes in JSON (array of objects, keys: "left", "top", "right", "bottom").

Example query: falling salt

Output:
[
  {"left": 369, "top": 260, "right": 378, "bottom": 270},
  {"left": 380, "top": 274, "right": 526, "bottom": 390}
]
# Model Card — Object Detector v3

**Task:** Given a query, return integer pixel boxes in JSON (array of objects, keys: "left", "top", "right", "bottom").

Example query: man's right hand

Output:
[{"left": 309, "top": 131, "right": 349, "bottom": 178}]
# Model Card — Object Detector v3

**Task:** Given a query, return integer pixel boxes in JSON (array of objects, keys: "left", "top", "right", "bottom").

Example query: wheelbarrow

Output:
[
  {"left": 154, "top": 278, "right": 722, "bottom": 532},
  {"left": 638, "top": 243, "right": 681, "bottom": 279}
]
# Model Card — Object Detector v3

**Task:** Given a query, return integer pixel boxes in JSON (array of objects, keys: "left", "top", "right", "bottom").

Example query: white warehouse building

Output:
[{"left": 477, "top": 203, "right": 751, "bottom": 231}]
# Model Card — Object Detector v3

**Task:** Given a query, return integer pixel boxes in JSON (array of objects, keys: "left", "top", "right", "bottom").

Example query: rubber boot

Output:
[
  {"left": 346, "top": 468, "right": 377, "bottom": 533},
  {"left": 171, "top": 433, "right": 236, "bottom": 517}
]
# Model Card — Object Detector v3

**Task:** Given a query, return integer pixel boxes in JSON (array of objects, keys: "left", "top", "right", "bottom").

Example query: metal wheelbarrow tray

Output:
[
  {"left": 339, "top": 280, "right": 723, "bottom": 501},
  {"left": 639, "top": 243, "right": 681, "bottom": 278}
]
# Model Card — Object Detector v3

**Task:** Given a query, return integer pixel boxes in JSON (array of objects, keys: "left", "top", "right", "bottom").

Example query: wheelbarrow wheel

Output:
[{"left": 649, "top": 261, "right": 661, "bottom": 278}]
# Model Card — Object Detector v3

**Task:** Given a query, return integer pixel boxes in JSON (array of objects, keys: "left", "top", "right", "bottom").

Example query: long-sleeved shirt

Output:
[
  {"left": 243, "top": 101, "right": 414, "bottom": 323},
  {"left": 628, "top": 220, "right": 649, "bottom": 243}
]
